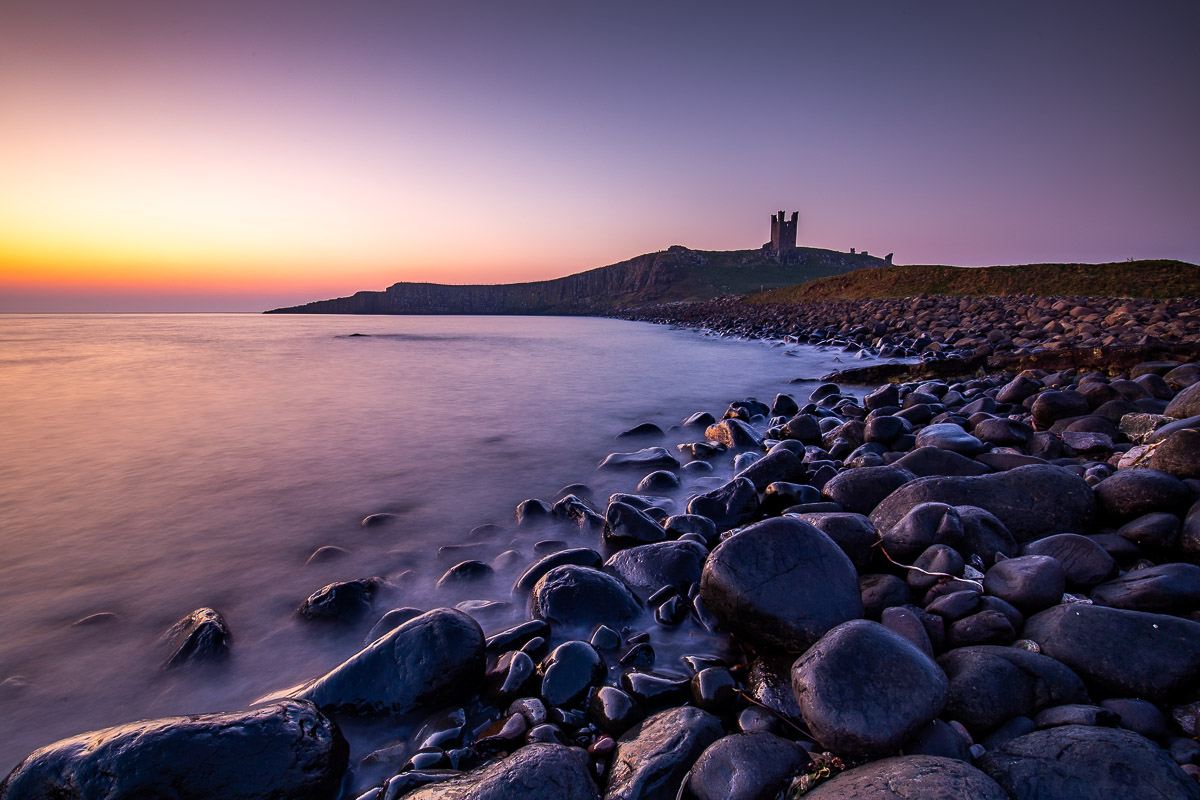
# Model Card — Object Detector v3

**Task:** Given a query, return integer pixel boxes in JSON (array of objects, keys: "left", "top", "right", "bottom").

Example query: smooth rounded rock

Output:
[
  {"left": 821, "top": 465, "right": 915, "bottom": 515},
  {"left": 295, "top": 609, "right": 484, "bottom": 717},
  {"left": 604, "top": 540, "right": 707, "bottom": 595},
  {"left": 0, "top": 699, "right": 347, "bottom": 800},
  {"left": 530, "top": 565, "right": 641, "bottom": 631},
  {"left": 685, "top": 732, "right": 810, "bottom": 800},
  {"left": 685, "top": 477, "right": 758, "bottom": 532},
  {"left": 870, "top": 465, "right": 1096, "bottom": 543},
  {"left": 1093, "top": 468, "right": 1191, "bottom": 520},
  {"left": 791, "top": 619, "right": 948, "bottom": 757},
  {"left": 606, "top": 706, "right": 723, "bottom": 800},
  {"left": 1089, "top": 563, "right": 1200, "bottom": 614},
  {"left": 978, "top": 725, "right": 1200, "bottom": 800},
  {"left": 795, "top": 512, "right": 877, "bottom": 570},
  {"left": 162, "top": 607, "right": 230, "bottom": 668},
  {"left": 893, "top": 446, "right": 991, "bottom": 477},
  {"left": 879, "top": 502, "right": 963, "bottom": 562},
  {"left": 401, "top": 742, "right": 598, "bottom": 800},
  {"left": 1022, "top": 534, "right": 1115, "bottom": 588},
  {"left": 801, "top": 755, "right": 1009, "bottom": 800},
  {"left": 915, "top": 423, "right": 986, "bottom": 456},
  {"left": 983, "top": 555, "right": 1066, "bottom": 614},
  {"left": 700, "top": 517, "right": 862, "bottom": 652}
]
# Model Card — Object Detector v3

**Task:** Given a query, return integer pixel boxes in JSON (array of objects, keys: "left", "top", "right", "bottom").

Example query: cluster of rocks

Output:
[
  {"left": 624, "top": 293, "right": 1200, "bottom": 362},
  {"left": 6, "top": 350, "right": 1200, "bottom": 800}
]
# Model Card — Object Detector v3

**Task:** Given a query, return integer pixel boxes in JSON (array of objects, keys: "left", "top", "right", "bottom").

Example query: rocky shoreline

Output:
[{"left": 4, "top": 296, "right": 1200, "bottom": 800}]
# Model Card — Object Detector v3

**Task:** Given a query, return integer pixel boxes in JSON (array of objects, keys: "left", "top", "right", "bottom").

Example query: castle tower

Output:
[{"left": 770, "top": 210, "right": 798, "bottom": 258}]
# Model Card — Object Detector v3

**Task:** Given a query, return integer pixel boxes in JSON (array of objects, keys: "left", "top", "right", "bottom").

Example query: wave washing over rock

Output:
[{"left": 5, "top": 303, "right": 1200, "bottom": 799}]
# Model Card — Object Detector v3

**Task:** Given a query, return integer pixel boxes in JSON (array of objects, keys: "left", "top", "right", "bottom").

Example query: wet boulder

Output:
[
  {"left": 1089, "top": 563, "right": 1200, "bottom": 614},
  {"left": 1165, "top": 380, "right": 1200, "bottom": 419},
  {"left": 801, "top": 755, "right": 1013, "bottom": 800},
  {"left": 704, "top": 419, "right": 763, "bottom": 450},
  {"left": 606, "top": 706, "right": 722, "bottom": 800},
  {"left": 879, "top": 502, "right": 963, "bottom": 563},
  {"left": 685, "top": 477, "right": 758, "bottom": 532},
  {"left": 295, "top": 608, "right": 485, "bottom": 716},
  {"left": 685, "top": 732, "right": 810, "bottom": 800},
  {"left": 791, "top": 619, "right": 948, "bottom": 757},
  {"left": 893, "top": 446, "right": 991, "bottom": 477},
  {"left": 604, "top": 501, "right": 668, "bottom": 548},
  {"left": 700, "top": 517, "right": 862, "bottom": 651},
  {"left": 795, "top": 512, "right": 877, "bottom": 570},
  {"left": 297, "top": 579, "right": 378, "bottom": 622},
  {"left": 733, "top": 448, "right": 804, "bottom": 491},
  {"left": 540, "top": 641, "right": 605, "bottom": 708},
  {"left": 530, "top": 565, "right": 642, "bottom": 630},
  {"left": 162, "top": 607, "right": 230, "bottom": 668},
  {"left": 870, "top": 465, "right": 1096, "bottom": 543},
  {"left": 978, "top": 725, "right": 1200, "bottom": 800},
  {"left": 983, "top": 555, "right": 1065, "bottom": 614},
  {"left": 937, "top": 645, "right": 1088, "bottom": 735},
  {"left": 821, "top": 466, "right": 915, "bottom": 515},
  {"left": 604, "top": 540, "right": 708, "bottom": 594},
  {"left": 402, "top": 742, "right": 598, "bottom": 800},
  {"left": 956, "top": 505, "right": 1019, "bottom": 566},
  {"left": 0, "top": 699, "right": 347, "bottom": 800},
  {"left": 512, "top": 548, "right": 603, "bottom": 596},
  {"left": 1022, "top": 533, "right": 1115, "bottom": 589},
  {"left": 914, "top": 423, "right": 986, "bottom": 456},
  {"left": 1093, "top": 468, "right": 1191, "bottom": 521},
  {"left": 599, "top": 448, "right": 680, "bottom": 471},
  {"left": 1024, "top": 604, "right": 1200, "bottom": 699}
]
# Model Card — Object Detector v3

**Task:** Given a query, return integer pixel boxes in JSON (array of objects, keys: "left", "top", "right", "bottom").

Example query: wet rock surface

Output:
[
  {"left": 606, "top": 706, "right": 722, "bottom": 800},
  {"left": 0, "top": 699, "right": 347, "bottom": 800},
  {"left": 401, "top": 743, "right": 598, "bottom": 800},
  {"left": 802, "top": 755, "right": 1010, "bottom": 799}
]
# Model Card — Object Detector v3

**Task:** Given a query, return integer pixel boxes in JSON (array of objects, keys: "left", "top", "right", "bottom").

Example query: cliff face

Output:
[{"left": 265, "top": 246, "right": 887, "bottom": 315}]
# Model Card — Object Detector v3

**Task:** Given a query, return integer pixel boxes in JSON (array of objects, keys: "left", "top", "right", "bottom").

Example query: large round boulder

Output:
[
  {"left": 0, "top": 699, "right": 346, "bottom": 800},
  {"left": 530, "top": 565, "right": 642, "bottom": 630},
  {"left": 870, "top": 465, "right": 1096, "bottom": 543},
  {"left": 606, "top": 706, "right": 723, "bottom": 800},
  {"left": 1023, "top": 603, "right": 1200, "bottom": 699},
  {"left": 295, "top": 607, "right": 485, "bottom": 716},
  {"left": 937, "top": 645, "right": 1088, "bottom": 735},
  {"left": 791, "top": 619, "right": 948, "bottom": 757},
  {"left": 685, "top": 732, "right": 810, "bottom": 800},
  {"left": 700, "top": 517, "right": 862, "bottom": 652},
  {"left": 978, "top": 725, "right": 1200, "bottom": 799},
  {"left": 401, "top": 742, "right": 598, "bottom": 800},
  {"left": 801, "top": 755, "right": 1009, "bottom": 799},
  {"left": 821, "top": 466, "right": 915, "bottom": 515},
  {"left": 604, "top": 540, "right": 708, "bottom": 595}
]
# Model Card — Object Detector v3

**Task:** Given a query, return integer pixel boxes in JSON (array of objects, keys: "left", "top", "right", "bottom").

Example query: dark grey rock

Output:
[
  {"left": 604, "top": 540, "right": 708, "bottom": 595},
  {"left": 1093, "top": 468, "right": 1191, "bottom": 520},
  {"left": 1024, "top": 603, "right": 1200, "bottom": 698},
  {"left": 1117, "top": 512, "right": 1181, "bottom": 549},
  {"left": 938, "top": 645, "right": 1089, "bottom": 735},
  {"left": 599, "top": 448, "right": 681, "bottom": 471},
  {"left": 437, "top": 560, "right": 494, "bottom": 588},
  {"left": 796, "top": 512, "right": 877, "bottom": 570},
  {"left": 0, "top": 700, "right": 346, "bottom": 800},
  {"left": 791, "top": 619, "right": 947, "bottom": 757},
  {"left": 879, "top": 502, "right": 963, "bottom": 562},
  {"left": 946, "top": 610, "right": 1017, "bottom": 648},
  {"left": 685, "top": 733, "right": 809, "bottom": 800},
  {"left": 685, "top": 477, "right": 759, "bottom": 532},
  {"left": 1090, "top": 563, "right": 1200, "bottom": 613},
  {"left": 295, "top": 608, "right": 484, "bottom": 716},
  {"left": 540, "top": 640, "right": 604, "bottom": 708},
  {"left": 956, "top": 505, "right": 1019, "bottom": 566},
  {"left": 162, "top": 607, "right": 230, "bottom": 668},
  {"left": 617, "top": 423, "right": 665, "bottom": 440},
  {"left": 860, "top": 574, "right": 911, "bottom": 619},
  {"left": 605, "top": 502, "right": 668, "bottom": 548},
  {"left": 821, "top": 465, "right": 915, "bottom": 515},
  {"left": 761, "top": 481, "right": 820, "bottom": 514},
  {"left": 870, "top": 465, "right": 1096, "bottom": 543},
  {"left": 704, "top": 419, "right": 763, "bottom": 450},
  {"left": 700, "top": 517, "right": 862, "bottom": 652},
  {"left": 802, "top": 755, "right": 1009, "bottom": 799},
  {"left": 893, "top": 445, "right": 993, "bottom": 477},
  {"left": 637, "top": 470, "right": 681, "bottom": 492},
  {"left": 1100, "top": 698, "right": 1169, "bottom": 740},
  {"left": 297, "top": 579, "right": 378, "bottom": 622},
  {"left": 974, "top": 417, "right": 1035, "bottom": 448},
  {"left": 1022, "top": 534, "right": 1115, "bottom": 589},
  {"left": 513, "top": 548, "right": 603, "bottom": 596},
  {"left": 401, "top": 742, "right": 598, "bottom": 800},
  {"left": 901, "top": 719, "right": 971, "bottom": 761},
  {"left": 1165, "top": 381, "right": 1200, "bottom": 419},
  {"left": 589, "top": 686, "right": 644, "bottom": 737},
  {"left": 530, "top": 566, "right": 642, "bottom": 631},
  {"left": 983, "top": 555, "right": 1066, "bottom": 614},
  {"left": 1032, "top": 390, "right": 1091, "bottom": 426},
  {"left": 745, "top": 655, "right": 803, "bottom": 726},
  {"left": 978, "top": 725, "right": 1200, "bottom": 800},
  {"left": 915, "top": 423, "right": 986, "bottom": 456},
  {"left": 1033, "top": 703, "right": 1119, "bottom": 729},
  {"left": 733, "top": 448, "right": 804, "bottom": 491},
  {"left": 606, "top": 706, "right": 723, "bottom": 800}
]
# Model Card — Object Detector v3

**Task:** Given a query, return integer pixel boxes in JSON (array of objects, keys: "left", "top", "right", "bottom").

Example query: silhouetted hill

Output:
[
  {"left": 264, "top": 246, "right": 888, "bottom": 314},
  {"left": 748, "top": 260, "right": 1200, "bottom": 303}
]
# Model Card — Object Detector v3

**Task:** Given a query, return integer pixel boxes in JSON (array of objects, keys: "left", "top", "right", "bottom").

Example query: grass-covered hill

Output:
[
  {"left": 747, "top": 260, "right": 1200, "bottom": 303},
  {"left": 265, "top": 246, "right": 887, "bottom": 314}
]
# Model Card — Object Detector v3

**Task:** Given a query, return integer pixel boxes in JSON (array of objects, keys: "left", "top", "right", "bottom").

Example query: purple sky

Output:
[{"left": 2, "top": 1, "right": 1198, "bottom": 311}]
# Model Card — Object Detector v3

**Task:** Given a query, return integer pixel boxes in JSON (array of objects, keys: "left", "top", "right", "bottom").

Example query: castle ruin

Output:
[{"left": 769, "top": 210, "right": 798, "bottom": 258}]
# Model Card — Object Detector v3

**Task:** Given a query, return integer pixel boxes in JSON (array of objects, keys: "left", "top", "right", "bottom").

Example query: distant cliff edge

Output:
[{"left": 264, "top": 246, "right": 888, "bottom": 315}]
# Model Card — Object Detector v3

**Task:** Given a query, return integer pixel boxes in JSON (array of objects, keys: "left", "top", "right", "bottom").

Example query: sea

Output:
[{"left": 0, "top": 313, "right": 880, "bottom": 782}]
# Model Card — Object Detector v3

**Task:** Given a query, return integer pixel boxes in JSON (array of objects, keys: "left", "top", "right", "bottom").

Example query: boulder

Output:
[
  {"left": 0, "top": 700, "right": 346, "bottom": 800},
  {"left": 513, "top": 548, "right": 604, "bottom": 596},
  {"left": 879, "top": 502, "right": 963, "bottom": 563},
  {"left": 604, "top": 502, "right": 668, "bottom": 548},
  {"left": 1148, "top": 429, "right": 1200, "bottom": 479},
  {"left": 821, "top": 466, "right": 915, "bottom": 515},
  {"left": 733, "top": 448, "right": 804, "bottom": 491},
  {"left": 604, "top": 540, "right": 707, "bottom": 594},
  {"left": 983, "top": 555, "right": 1065, "bottom": 614},
  {"left": 685, "top": 733, "right": 810, "bottom": 800},
  {"left": 937, "top": 645, "right": 1088, "bottom": 735},
  {"left": 1093, "top": 468, "right": 1191, "bottom": 520},
  {"left": 870, "top": 465, "right": 1096, "bottom": 543},
  {"left": 700, "top": 517, "right": 862, "bottom": 652},
  {"left": 791, "top": 619, "right": 948, "bottom": 757},
  {"left": 705, "top": 419, "right": 763, "bottom": 449},
  {"left": 402, "top": 743, "right": 598, "bottom": 800},
  {"left": 1024, "top": 604, "right": 1200, "bottom": 699},
  {"left": 606, "top": 706, "right": 722, "bottom": 800},
  {"left": 795, "top": 512, "right": 877, "bottom": 570},
  {"left": 1165, "top": 381, "right": 1200, "bottom": 419},
  {"left": 955, "top": 505, "right": 1019, "bottom": 566},
  {"left": 599, "top": 448, "right": 680, "bottom": 471},
  {"left": 686, "top": 478, "right": 759, "bottom": 532},
  {"left": 530, "top": 566, "right": 642, "bottom": 630},
  {"left": 1089, "top": 563, "right": 1200, "bottom": 614},
  {"left": 893, "top": 446, "right": 991, "bottom": 477},
  {"left": 914, "top": 423, "right": 985, "bottom": 456},
  {"left": 297, "top": 579, "right": 378, "bottom": 622},
  {"left": 978, "top": 725, "right": 1200, "bottom": 800},
  {"left": 162, "top": 607, "right": 230, "bottom": 668},
  {"left": 800, "top": 755, "right": 1009, "bottom": 800},
  {"left": 1022, "top": 534, "right": 1115, "bottom": 588}
]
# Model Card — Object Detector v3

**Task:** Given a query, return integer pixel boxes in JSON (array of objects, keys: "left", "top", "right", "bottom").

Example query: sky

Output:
[{"left": 2, "top": 1, "right": 1198, "bottom": 312}]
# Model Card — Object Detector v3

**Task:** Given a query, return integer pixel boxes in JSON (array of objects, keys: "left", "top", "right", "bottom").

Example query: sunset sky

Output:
[{"left": 2, "top": 1, "right": 1198, "bottom": 312}]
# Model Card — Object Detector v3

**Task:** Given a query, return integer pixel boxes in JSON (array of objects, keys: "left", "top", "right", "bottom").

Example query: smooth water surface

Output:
[{"left": 0, "top": 313, "right": 872, "bottom": 775}]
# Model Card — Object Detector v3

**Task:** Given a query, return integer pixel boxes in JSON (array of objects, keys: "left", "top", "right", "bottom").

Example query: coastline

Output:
[{"left": 4, "top": 302, "right": 1200, "bottom": 799}]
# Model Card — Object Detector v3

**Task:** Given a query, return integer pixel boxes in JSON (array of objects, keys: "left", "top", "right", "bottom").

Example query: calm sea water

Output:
[{"left": 0, "top": 313, "right": 874, "bottom": 778}]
